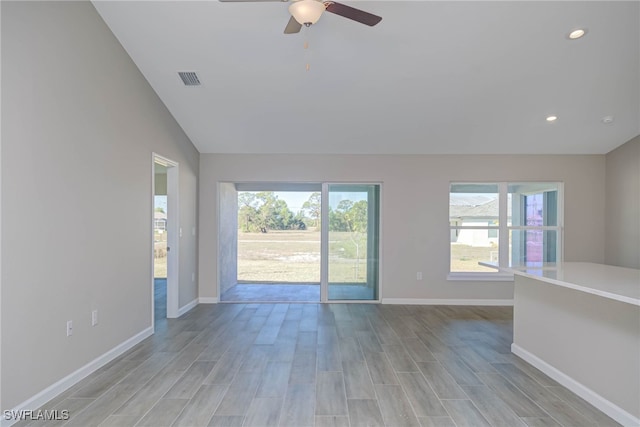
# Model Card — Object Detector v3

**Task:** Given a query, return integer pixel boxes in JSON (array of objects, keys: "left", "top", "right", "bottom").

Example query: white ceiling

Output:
[{"left": 93, "top": 1, "right": 640, "bottom": 154}]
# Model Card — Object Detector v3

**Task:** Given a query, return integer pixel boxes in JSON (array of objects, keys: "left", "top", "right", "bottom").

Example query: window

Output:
[
  {"left": 449, "top": 182, "right": 562, "bottom": 279},
  {"left": 508, "top": 182, "right": 560, "bottom": 267}
]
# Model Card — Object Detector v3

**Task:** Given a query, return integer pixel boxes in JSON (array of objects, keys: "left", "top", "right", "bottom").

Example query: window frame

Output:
[{"left": 447, "top": 181, "right": 563, "bottom": 281}]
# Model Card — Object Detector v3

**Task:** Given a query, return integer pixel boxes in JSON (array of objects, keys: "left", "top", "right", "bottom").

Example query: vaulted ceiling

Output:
[{"left": 93, "top": 1, "right": 640, "bottom": 154}]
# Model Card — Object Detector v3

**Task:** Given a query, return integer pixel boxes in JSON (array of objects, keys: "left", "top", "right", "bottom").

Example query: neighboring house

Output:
[
  {"left": 450, "top": 192, "right": 551, "bottom": 263},
  {"left": 154, "top": 211, "right": 167, "bottom": 231},
  {"left": 450, "top": 198, "right": 507, "bottom": 248}
]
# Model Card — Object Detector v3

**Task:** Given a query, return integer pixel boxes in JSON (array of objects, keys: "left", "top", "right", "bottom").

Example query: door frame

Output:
[
  {"left": 152, "top": 153, "right": 180, "bottom": 327},
  {"left": 218, "top": 181, "right": 382, "bottom": 303}
]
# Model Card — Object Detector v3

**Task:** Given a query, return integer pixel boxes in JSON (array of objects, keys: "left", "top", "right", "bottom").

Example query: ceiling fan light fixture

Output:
[{"left": 289, "top": 0, "right": 325, "bottom": 26}]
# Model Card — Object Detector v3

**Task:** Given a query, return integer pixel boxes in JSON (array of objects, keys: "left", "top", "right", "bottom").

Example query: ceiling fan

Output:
[{"left": 219, "top": 0, "right": 382, "bottom": 34}]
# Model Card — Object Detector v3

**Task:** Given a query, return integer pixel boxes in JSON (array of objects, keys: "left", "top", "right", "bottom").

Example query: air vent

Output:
[{"left": 178, "top": 72, "right": 201, "bottom": 86}]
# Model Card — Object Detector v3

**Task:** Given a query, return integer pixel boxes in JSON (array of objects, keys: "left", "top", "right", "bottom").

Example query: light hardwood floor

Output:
[{"left": 17, "top": 302, "right": 620, "bottom": 427}]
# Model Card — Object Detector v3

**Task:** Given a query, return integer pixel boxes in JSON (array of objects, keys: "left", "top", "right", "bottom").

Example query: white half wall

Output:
[
  {"left": 605, "top": 135, "right": 640, "bottom": 269},
  {"left": 1, "top": 1, "right": 199, "bottom": 409},
  {"left": 513, "top": 275, "right": 640, "bottom": 425},
  {"left": 199, "top": 154, "right": 606, "bottom": 300}
]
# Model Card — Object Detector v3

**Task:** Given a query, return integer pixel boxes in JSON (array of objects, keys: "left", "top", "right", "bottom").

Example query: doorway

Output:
[
  {"left": 221, "top": 183, "right": 322, "bottom": 302},
  {"left": 152, "top": 154, "right": 179, "bottom": 327},
  {"left": 218, "top": 182, "right": 381, "bottom": 303}
]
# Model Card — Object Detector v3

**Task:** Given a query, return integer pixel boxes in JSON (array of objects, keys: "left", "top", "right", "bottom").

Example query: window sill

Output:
[{"left": 447, "top": 272, "right": 515, "bottom": 282}]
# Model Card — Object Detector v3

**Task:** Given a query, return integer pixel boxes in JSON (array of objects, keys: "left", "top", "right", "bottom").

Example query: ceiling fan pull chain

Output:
[{"left": 304, "top": 29, "right": 311, "bottom": 71}]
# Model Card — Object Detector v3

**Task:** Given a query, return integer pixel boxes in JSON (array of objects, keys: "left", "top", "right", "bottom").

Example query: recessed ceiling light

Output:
[
  {"left": 568, "top": 28, "right": 587, "bottom": 40},
  {"left": 546, "top": 115, "right": 558, "bottom": 122},
  {"left": 602, "top": 116, "right": 614, "bottom": 124}
]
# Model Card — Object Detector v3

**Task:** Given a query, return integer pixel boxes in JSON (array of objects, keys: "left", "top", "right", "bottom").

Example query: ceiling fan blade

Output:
[
  {"left": 284, "top": 16, "right": 303, "bottom": 34},
  {"left": 324, "top": 1, "right": 381, "bottom": 26}
]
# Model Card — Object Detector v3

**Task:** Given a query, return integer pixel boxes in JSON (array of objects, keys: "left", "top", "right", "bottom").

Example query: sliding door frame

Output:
[{"left": 320, "top": 182, "right": 382, "bottom": 303}]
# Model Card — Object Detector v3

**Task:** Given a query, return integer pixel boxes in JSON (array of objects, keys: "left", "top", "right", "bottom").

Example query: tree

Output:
[
  {"left": 302, "top": 192, "right": 321, "bottom": 229},
  {"left": 329, "top": 207, "right": 347, "bottom": 232},
  {"left": 345, "top": 200, "right": 368, "bottom": 233},
  {"left": 238, "top": 192, "right": 260, "bottom": 232},
  {"left": 238, "top": 191, "right": 299, "bottom": 232},
  {"left": 291, "top": 211, "right": 307, "bottom": 230},
  {"left": 256, "top": 192, "right": 276, "bottom": 232},
  {"left": 332, "top": 199, "right": 368, "bottom": 280},
  {"left": 273, "top": 199, "right": 293, "bottom": 230}
]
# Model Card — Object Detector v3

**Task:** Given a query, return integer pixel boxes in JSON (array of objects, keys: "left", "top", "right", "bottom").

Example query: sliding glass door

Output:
[
  {"left": 220, "top": 181, "right": 381, "bottom": 303},
  {"left": 325, "top": 184, "right": 380, "bottom": 301}
]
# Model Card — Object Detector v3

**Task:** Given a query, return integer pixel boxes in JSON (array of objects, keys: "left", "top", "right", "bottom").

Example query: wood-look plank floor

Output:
[{"left": 18, "top": 303, "right": 621, "bottom": 427}]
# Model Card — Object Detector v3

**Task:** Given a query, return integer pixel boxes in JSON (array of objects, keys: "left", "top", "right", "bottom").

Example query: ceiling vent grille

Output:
[{"left": 178, "top": 72, "right": 201, "bottom": 86}]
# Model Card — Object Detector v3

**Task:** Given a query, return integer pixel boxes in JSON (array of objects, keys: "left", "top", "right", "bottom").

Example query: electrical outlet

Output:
[
  {"left": 417, "top": 272, "right": 423, "bottom": 280},
  {"left": 92, "top": 310, "right": 98, "bottom": 326},
  {"left": 66, "top": 320, "right": 73, "bottom": 337}
]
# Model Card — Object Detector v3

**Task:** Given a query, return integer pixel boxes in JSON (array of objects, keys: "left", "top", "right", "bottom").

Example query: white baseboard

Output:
[
  {"left": 177, "top": 298, "right": 198, "bottom": 317},
  {"left": 511, "top": 343, "right": 640, "bottom": 427},
  {"left": 382, "top": 298, "right": 513, "bottom": 306},
  {"left": 198, "top": 297, "right": 511, "bottom": 306},
  {"left": 2, "top": 326, "right": 153, "bottom": 427}
]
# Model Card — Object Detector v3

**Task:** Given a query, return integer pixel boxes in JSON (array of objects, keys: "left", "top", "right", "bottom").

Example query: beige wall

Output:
[
  {"left": 605, "top": 136, "right": 640, "bottom": 269},
  {"left": 199, "top": 154, "right": 606, "bottom": 301},
  {"left": 1, "top": 1, "right": 199, "bottom": 409}
]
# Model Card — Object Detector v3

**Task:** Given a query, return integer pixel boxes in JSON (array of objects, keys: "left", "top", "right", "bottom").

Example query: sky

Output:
[
  {"left": 274, "top": 192, "right": 313, "bottom": 213},
  {"left": 154, "top": 195, "right": 168, "bottom": 213}
]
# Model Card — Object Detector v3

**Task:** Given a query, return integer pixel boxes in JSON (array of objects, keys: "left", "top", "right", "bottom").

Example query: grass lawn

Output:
[
  {"left": 154, "top": 230, "right": 167, "bottom": 278},
  {"left": 450, "top": 243, "right": 499, "bottom": 272},
  {"left": 158, "top": 230, "right": 499, "bottom": 282},
  {"left": 154, "top": 255, "right": 167, "bottom": 278},
  {"left": 238, "top": 230, "right": 370, "bottom": 283}
]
